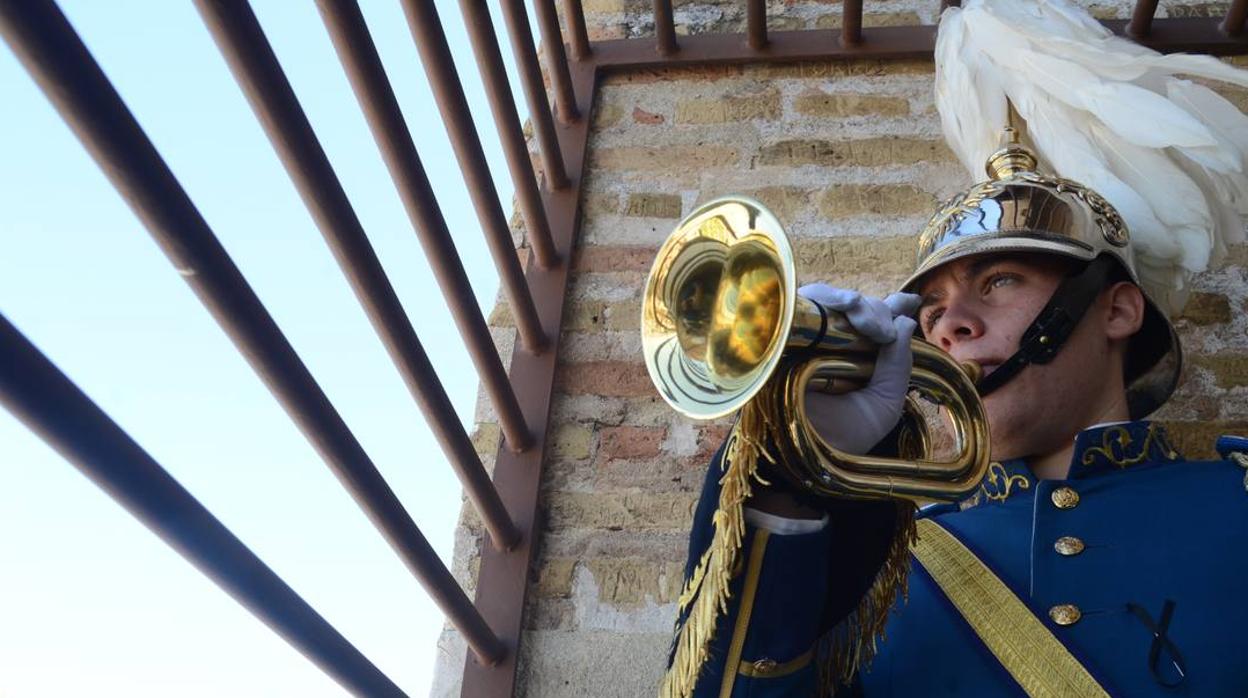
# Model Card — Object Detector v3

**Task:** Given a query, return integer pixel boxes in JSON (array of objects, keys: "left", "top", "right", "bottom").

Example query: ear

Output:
[{"left": 1103, "top": 281, "right": 1145, "bottom": 341}]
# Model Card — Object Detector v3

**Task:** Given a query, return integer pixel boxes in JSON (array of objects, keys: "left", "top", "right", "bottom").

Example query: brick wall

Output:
[{"left": 432, "top": 2, "right": 1248, "bottom": 695}]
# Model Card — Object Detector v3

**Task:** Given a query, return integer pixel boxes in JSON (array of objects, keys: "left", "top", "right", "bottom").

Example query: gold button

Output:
[
  {"left": 1049, "top": 604, "right": 1082, "bottom": 626},
  {"left": 1054, "top": 536, "right": 1085, "bottom": 556},
  {"left": 752, "top": 658, "right": 778, "bottom": 675},
  {"left": 1051, "top": 487, "right": 1080, "bottom": 509}
]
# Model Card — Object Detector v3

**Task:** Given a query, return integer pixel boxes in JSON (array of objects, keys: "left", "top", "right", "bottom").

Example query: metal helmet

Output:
[{"left": 900, "top": 129, "right": 1181, "bottom": 419}]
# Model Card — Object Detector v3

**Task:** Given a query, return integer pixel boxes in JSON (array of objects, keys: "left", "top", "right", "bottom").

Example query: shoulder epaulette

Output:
[
  {"left": 1215, "top": 435, "right": 1248, "bottom": 461},
  {"left": 1215, "top": 435, "right": 1248, "bottom": 494}
]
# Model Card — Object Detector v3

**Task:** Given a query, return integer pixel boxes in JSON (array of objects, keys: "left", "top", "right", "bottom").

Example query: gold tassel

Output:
[
  {"left": 660, "top": 402, "right": 772, "bottom": 698},
  {"left": 816, "top": 501, "right": 917, "bottom": 696}
]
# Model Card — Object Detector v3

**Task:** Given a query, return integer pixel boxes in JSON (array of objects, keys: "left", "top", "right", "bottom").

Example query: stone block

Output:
[
  {"left": 584, "top": 557, "right": 686, "bottom": 604},
  {"left": 794, "top": 90, "right": 911, "bottom": 118},
  {"left": 1178, "top": 292, "right": 1233, "bottom": 326},
  {"left": 599, "top": 425, "right": 668, "bottom": 460},
  {"left": 632, "top": 106, "right": 666, "bottom": 124},
  {"left": 592, "top": 145, "right": 740, "bottom": 171},
  {"left": 1162, "top": 420, "right": 1248, "bottom": 460},
  {"left": 574, "top": 245, "right": 658, "bottom": 273},
  {"left": 558, "top": 360, "right": 655, "bottom": 397},
  {"left": 592, "top": 102, "right": 624, "bottom": 129},
  {"left": 815, "top": 11, "right": 923, "bottom": 29},
  {"left": 1194, "top": 354, "right": 1248, "bottom": 389},
  {"left": 819, "top": 184, "right": 937, "bottom": 219},
  {"left": 536, "top": 558, "right": 578, "bottom": 598},
  {"left": 625, "top": 193, "right": 683, "bottom": 219},
  {"left": 757, "top": 58, "right": 934, "bottom": 79},
  {"left": 741, "top": 186, "right": 814, "bottom": 223},
  {"left": 545, "top": 491, "right": 698, "bottom": 531},
  {"left": 674, "top": 89, "right": 782, "bottom": 124},
  {"left": 551, "top": 423, "right": 595, "bottom": 461},
  {"left": 756, "top": 137, "right": 954, "bottom": 168},
  {"left": 795, "top": 236, "right": 918, "bottom": 277}
]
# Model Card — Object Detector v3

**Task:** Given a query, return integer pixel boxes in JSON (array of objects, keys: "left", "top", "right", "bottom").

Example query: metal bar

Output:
[
  {"left": 398, "top": 0, "right": 547, "bottom": 354},
  {"left": 562, "top": 0, "right": 591, "bottom": 60},
  {"left": 197, "top": 0, "right": 523, "bottom": 551},
  {"left": 654, "top": 0, "right": 677, "bottom": 55},
  {"left": 747, "top": 0, "right": 767, "bottom": 50},
  {"left": 0, "top": 312, "right": 406, "bottom": 698},
  {"left": 501, "top": 0, "right": 570, "bottom": 190},
  {"left": 316, "top": 0, "right": 534, "bottom": 462},
  {"left": 1, "top": 0, "right": 506, "bottom": 667},
  {"left": 534, "top": 0, "right": 580, "bottom": 122},
  {"left": 580, "top": 19, "right": 1248, "bottom": 72},
  {"left": 1128, "top": 0, "right": 1160, "bottom": 38},
  {"left": 1224, "top": 0, "right": 1248, "bottom": 36},
  {"left": 842, "top": 0, "right": 863, "bottom": 46},
  {"left": 460, "top": 43, "right": 596, "bottom": 698},
  {"left": 456, "top": 0, "right": 559, "bottom": 269}
]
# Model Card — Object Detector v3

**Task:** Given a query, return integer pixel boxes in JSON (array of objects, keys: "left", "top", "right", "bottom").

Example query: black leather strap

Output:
[{"left": 976, "top": 256, "right": 1116, "bottom": 396}]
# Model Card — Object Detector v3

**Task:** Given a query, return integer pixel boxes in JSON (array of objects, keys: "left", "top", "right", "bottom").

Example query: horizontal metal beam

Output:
[
  {"left": 0, "top": 311, "right": 406, "bottom": 698},
  {"left": 581, "top": 17, "right": 1248, "bottom": 72}
]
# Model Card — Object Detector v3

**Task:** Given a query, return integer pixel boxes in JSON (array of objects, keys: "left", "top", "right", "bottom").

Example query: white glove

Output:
[{"left": 797, "top": 285, "right": 921, "bottom": 455}]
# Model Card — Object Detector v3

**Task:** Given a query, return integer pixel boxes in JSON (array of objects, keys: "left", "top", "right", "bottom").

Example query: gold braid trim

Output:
[
  {"left": 660, "top": 402, "right": 772, "bottom": 698},
  {"left": 816, "top": 501, "right": 917, "bottom": 696}
]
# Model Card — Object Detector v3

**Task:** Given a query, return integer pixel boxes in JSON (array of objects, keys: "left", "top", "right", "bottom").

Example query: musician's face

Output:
[{"left": 915, "top": 253, "right": 1143, "bottom": 462}]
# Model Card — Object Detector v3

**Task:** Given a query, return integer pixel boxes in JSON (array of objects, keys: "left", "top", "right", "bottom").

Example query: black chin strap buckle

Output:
[{"left": 976, "top": 255, "right": 1116, "bottom": 397}]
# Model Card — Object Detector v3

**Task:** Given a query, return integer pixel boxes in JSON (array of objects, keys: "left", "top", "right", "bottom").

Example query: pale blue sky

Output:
[{"left": 1, "top": 1, "right": 533, "bottom": 695}]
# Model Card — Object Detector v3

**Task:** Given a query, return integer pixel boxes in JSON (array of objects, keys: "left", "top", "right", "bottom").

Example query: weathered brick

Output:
[
  {"left": 1161, "top": 420, "right": 1248, "bottom": 460},
  {"left": 488, "top": 303, "right": 513, "bottom": 328},
  {"left": 546, "top": 491, "right": 698, "bottom": 531},
  {"left": 592, "top": 103, "right": 624, "bottom": 129},
  {"left": 551, "top": 423, "right": 595, "bottom": 460},
  {"left": 583, "top": 191, "right": 621, "bottom": 217},
  {"left": 605, "top": 64, "right": 746, "bottom": 85},
  {"left": 819, "top": 184, "right": 937, "bottom": 219},
  {"left": 1168, "top": 3, "right": 1232, "bottom": 19},
  {"left": 585, "top": 557, "right": 685, "bottom": 604},
  {"left": 756, "top": 137, "right": 954, "bottom": 168},
  {"left": 794, "top": 91, "right": 910, "bottom": 118},
  {"left": 695, "top": 423, "right": 734, "bottom": 461},
  {"left": 563, "top": 300, "right": 641, "bottom": 333},
  {"left": 592, "top": 145, "right": 739, "bottom": 171},
  {"left": 1178, "top": 292, "right": 1233, "bottom": 326},
  {"left": 536, "top": 558, "right": 577, "bottom": 598},
  {"left": 632, "top": 106, "right": 666, "bottom": 124},
  {"left": 674, "top": 89, "right": 781, "bottom": 124},
  {"left": 600, "top": 425, "right": 667, "bottom": 460},
  {"left": 574, "top": 246, "right": 658, "bottom": 273},
  {"left": 758, "top": 58, "right": 933, "bottom": 79},
  {"left": 795, "top": 236, "right": 918, "bottom": 277},
  {"left": 625, "top": 193, "right": 683, "bottom": 219},
  {"left": 558, "top": 361, "right": 654, "bottom": 397},
  {"left": 471, "top": 423, "right": 500, "bottom": 458},
  {"left": 740, "top": 186, "right": 814, "bottom": 223},
  {"left": 815, "top": 11, "right": 923, "bottom": 29},
  {"left": 1194, "top": 354, "right": 1248, "bottom": 389}
]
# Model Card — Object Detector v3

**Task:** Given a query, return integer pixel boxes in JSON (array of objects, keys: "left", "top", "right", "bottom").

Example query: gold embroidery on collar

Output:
[
  {"left": 1080, "top": 423, "right": 1176, "bottom": 468},
  {"left": 979, "top": 461, "right": 1030, "bottom": 502}
]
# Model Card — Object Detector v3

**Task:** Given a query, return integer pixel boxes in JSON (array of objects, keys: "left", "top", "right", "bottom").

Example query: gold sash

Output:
[{"left": 912, "top": 518, "right": 1111, "bottom": 698}]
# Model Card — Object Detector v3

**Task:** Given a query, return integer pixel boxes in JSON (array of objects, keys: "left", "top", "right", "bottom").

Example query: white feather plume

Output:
[{"left": 936, "top": 0, "right": 1248, "bottom": 314}]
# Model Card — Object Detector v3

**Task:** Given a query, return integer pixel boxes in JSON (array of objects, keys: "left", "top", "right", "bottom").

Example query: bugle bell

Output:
[{"left": 641, "top": 197, "right": 991, "bottom": 503}]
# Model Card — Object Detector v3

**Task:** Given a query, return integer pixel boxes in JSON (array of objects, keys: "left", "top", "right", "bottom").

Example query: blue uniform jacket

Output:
[{"left": 671, "top": 421, "right": 1248, "bottom": 696}]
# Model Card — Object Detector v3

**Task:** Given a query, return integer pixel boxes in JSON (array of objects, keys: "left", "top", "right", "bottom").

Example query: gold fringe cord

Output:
[{"left": 660, "top": 402, "right": 773, "bottom": 698}]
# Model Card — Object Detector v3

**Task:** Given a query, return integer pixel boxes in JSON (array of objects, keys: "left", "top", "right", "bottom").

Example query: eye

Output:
[
  {"left": 983, "top": 272, "right": 1019, "bottom": 293},
  {"left": 922, "top": 307, "right": 944, "bottom": 333}
]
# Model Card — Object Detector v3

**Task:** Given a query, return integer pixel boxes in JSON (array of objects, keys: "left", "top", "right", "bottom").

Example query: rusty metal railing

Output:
[{"left": 2, "top": 0, "right": 1247, "bottom": 696}]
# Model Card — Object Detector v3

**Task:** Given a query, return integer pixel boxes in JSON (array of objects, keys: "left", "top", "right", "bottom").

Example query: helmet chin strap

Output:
[{"left": 974, "top": 255, "right": 1116, "bottom": 397}]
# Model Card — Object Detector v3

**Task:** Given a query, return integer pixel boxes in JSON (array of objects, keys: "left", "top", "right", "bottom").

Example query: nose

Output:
[{"left": 930, "top": 297, "right": 986, "bottom": 351}]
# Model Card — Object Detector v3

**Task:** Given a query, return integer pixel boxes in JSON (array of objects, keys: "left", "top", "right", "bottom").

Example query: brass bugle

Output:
[{"left": 641, "top": 197, "right": 991, "bottom": 503}]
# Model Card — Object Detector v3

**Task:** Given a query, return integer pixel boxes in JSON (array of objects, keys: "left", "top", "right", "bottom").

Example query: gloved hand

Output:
[{"left": 797, "top": 285, "right": 921, "bottom": 455}]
